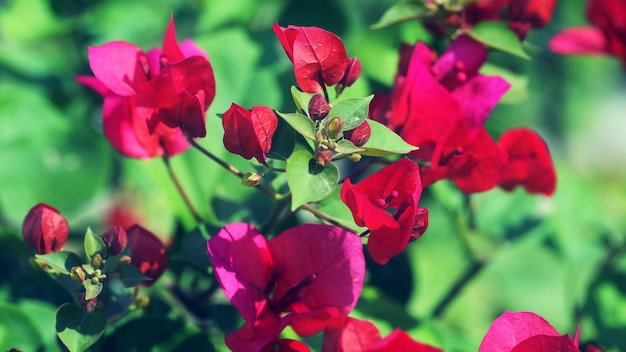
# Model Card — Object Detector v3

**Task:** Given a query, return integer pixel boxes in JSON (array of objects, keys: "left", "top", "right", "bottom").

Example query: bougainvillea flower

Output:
[
  {"left": 479, "top": 311, "right": 581, "bottom": 352},
  {"left": 549, "top": 0, "right": 626, "bottom": 66},
  {"left": 222, "top": 103, "right": 278, "bottom": 163},
  {"left": 273, "top": 23, "right": 350, "bottom": 93},
  {"left": 83, "top": 15, "right": 215, "bottom": 151},
  {"left": 341, "top": 158, "right": 424, "bottom": 264},
  {"left": 126, "top": 225, "right": 168, "bottom": 286},
  {"left": 77, "top": 76, "right": 189, "bottom": 158},
  {"left": 22, "top": 203, "right": 69, "bottom": 254},
  {"left": 322, "top": 316, "right": 442, "bottom": 352},
  {"left": 498, "top": 128, "right": 556, "bottom": 196},
  {"left": 207, "top": 223, "right": 365, "bottom": 351}
]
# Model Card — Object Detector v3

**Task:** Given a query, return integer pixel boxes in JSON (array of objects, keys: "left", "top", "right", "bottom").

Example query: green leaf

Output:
[
  {"left": 84, "top": 227, "right": 106, "bottom": 261},
  {"left": 467, "top": 21, "right": 531, "bottom": 60},
  {"left": 116, "top": 263, "right": 151, "bottom": 288},
  {"left": 0, "top": 303, "right": 43, "bottom": 351},
  {"left": 290, "top": 85, "right": 316, "bottom": 116},
  {"left": 360, "top": 120, "right": 418, "bottom": 156},
  {"left": 83, "top": 280, "right": 103, "bottom": 300},
  {"left": 371, "top": 1, "right": 429, "bottom": 29},
  {"left": 36, "top": 251, "right": 83, "bottom": 275},
  {"left": 55, "top": 303, "right": 106, "bottom": 352},
  {"left": 335, "top": 139, "right": 364, "bottom": 155},
  {"left": 328, "top": 95, "right": 374, "bottom": 131},
  {"left": 287, "top": 150, "right": 339, "bottom": 211},
  {"left": 276, "top": 111, "right": 316, "bottom": 141}
]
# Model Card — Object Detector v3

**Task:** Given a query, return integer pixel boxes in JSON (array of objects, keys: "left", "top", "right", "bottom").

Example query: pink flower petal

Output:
[
  {"left": 162, "top": 14, "right": 185, "bottom": 63},
  {"left": 549, "top": 27, "right": 608, "bottom": 56},
  {"left": 478, "top": 311, "right": 561, "bottom": 352},
  {"left": 88, "top": 41, "right": 148, "bottom": 96}
]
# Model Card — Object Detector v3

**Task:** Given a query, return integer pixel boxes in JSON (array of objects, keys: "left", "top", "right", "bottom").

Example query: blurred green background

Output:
[{"left": 1, "top": 0, "right": 625, "bottom": 351}]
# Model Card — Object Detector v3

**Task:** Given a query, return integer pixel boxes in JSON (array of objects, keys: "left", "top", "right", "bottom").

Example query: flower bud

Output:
[
  {"left": 92, "top": 253, "right": 103, "bottom": 269},
  {"left": 348, "top": 153, "right": 362, "bottom": 162},
  {"left": 22, "top": 203, "right": 69, "bottom": 254},
  {"left": 315, "top": 150, "right": 334, "bottom": 167},
  {"left": 134, "top": 296, "right": 150, "bottom": 309},
  {"left": 339, "top": 58, "right": 362, "bottom": 88},
  {"left": 102, "top": 226, "right": 127, "bottom": 256},
  {"left": 308, "top": 94, "right": 330, "bottom": 121},
  {"left": 70, "top": 266, "right": 86, "bottom": 283},
  {"left": 343, "top": 120, "right": 371, "bottom": 147},
  {"left": 241, "top": 172, "right": 262, "bottom": 187},
  {"left": 325, "top": 116, "right": 344, "bottom": 140}
]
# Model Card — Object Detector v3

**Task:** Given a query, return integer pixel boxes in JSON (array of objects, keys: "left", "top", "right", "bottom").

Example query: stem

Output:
[
  {"left": 299, "top": 203, "right": 358, "bottom": 234},
  {"left": 186, "top": 137, "right": 276, "bottom": 198},
  {"left": 162, "top": 154, "right": 204, "bottom": 225},
  {"left": 431, "top": 260, "right": 485, "bottom": 318}
]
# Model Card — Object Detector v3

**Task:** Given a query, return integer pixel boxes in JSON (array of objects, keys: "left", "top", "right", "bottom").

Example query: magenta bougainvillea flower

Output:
[
  {"left": 549, "top": 0, "right": 626, "bottom": 66},
  {"left": 125, "top": 225, "right": 168, "bottom": 286},
  {"left": 260, "top": 339, "right": 311, "bottom": 352},
  {"left": 79, "top": 15, "right": 215, "bottom": 158},
  {"left": 22, "top": 203, "right": 69, "bottom": 254},
  {"left": 273, "top": 23, "right": 360, "bottom": 93},
  {"left": 341, "top": 158, "right": 425, "bottom": 265},
  {"left": 479, "top": 311, "right": 583, "bottom": 352},
  {"left": 207, "top": 223, "right": 365, "bottom": 351},
  {"left": 498, "top": 128, "right": 556, "bottom": 196},
  {"left": 222, "top": 103, "right": 278, "bottom": 163},
  {"left": 323, "top": 316, "right": 442, "bottom": 352}
]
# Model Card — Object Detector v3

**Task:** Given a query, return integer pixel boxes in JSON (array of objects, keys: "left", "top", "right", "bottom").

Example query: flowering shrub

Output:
[{"left": 4, "top": 1, "right": 624, "bottom": 351}]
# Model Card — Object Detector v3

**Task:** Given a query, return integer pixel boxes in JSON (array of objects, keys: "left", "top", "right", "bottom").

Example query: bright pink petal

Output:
[
  {"left": 268, "top": 224, "right": 365, "bottom": 335},
  {"left": 179, "top": 38, "right": 209, "bottom": 59},
  {"left": 162, "top": 14, "right": 185, "bottom": 63},
  {"left": 207, "top": 223, "right": 275, "bottom": 324},
  {"left": 478, "top": 311, "right": 561, "bottom": 352},
  {"left": 451, "top": 75, "right": 510, "bottom": 137},
  {"left": 510, "top": 334, "right": 579, "bottom": 352},
  {"left": 225, "top": 314, "right": 290, "bottom": 352},
  {"left": 262, "top": 338, "right": 311, "bottom": 352},
  {"left": 549, "top": 27, "right": 609, "bottom": 56},
  {"left": 433, "top": 35, "right": 488, "bottom": 91},
  {"left": 362, "top": 329, "right": 442, "bottom": 352},
  {"left": 88, "top": 41, "right": 147, "bottom": 96}
]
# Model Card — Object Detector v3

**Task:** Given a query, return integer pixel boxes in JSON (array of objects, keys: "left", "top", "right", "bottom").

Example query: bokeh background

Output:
[{"left": 1, "top": 0, "right": 625, "bottom": 351}]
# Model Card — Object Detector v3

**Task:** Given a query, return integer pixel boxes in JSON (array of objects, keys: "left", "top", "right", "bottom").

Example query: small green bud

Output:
[
  {"left": 134, "top": 296, "right": 150, "bottom": 309},
  {"left": 91, "top": 253, "right": 103, "bottom": 268},
  {"left": 241, "top": 172, "right": 262, "bottom": 187},
  {"left": 70, "top": 266, "right": 86, "bottom": 283},
  {"left": 348, "top": 153, "right": 362, "bottom": 162},
  {"left": 325, "top": 116, "right": 344, "bottom": 140},
  {"left": 119, "top": 255, "right": 131, "bottom": 264}
]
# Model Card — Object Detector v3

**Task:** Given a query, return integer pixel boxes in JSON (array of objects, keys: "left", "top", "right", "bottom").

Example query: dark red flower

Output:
[
  {"left": 81, "top": 14, "right": 215, "bottom": 153},
  {"left": 341, "top": 158, "right": 424, "bottom": 264},
  {"left": 22, "top": 203, "right": 69, "bottom": 254},
  {"left": 497, "top": 128, "right": 556, "bottom": 196},
  {"left": 207, "top": 223, "right": 365, "bottom": 351},
  {"left": 273, "top": 23, "right": 350, "bottom": 93},
  {"left": 126, "top": 225, "right": 167, "bottom": 286},
  {"left": 479, "top": 311, "right": 580, "bottom": 352},
  {"left": 222, "top": 103, "right": 278, "bottom": 163},
  {"left": 550, "top": 0, "right": 626, "bottom": 66}
]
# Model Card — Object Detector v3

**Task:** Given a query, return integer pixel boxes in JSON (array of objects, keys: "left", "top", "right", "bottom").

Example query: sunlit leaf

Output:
[
  {"left": 56, "top": 303, "right": 106, "bottom": 352},
  {"left": 360, "top": 120, "right": 418, "bottom": 156},
  {"left": 287, "top": 150, "right": 339, "bottom": 211},
  {"left": 468, "top": 22, "right": 531, "bottom": 60}
]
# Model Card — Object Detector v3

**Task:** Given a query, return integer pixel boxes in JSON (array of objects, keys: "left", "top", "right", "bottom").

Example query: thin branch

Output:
[
  {"left": 299, "top": 203, "right": 359, "bottom": 234},
  {"left": 162, "top": 154, "right": 204, "bottom": 225}
]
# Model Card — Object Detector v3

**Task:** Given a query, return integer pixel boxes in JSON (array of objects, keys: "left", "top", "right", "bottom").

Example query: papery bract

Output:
[
  {"left": 498, "top": 128, "right": 556, "bottom": 196},
  {"left": 261, "top": 339, "right": 311, "bottom": 352},
  {"left": 207, "top": 223, "right": 365, "bottom": 351},
  {"left": 222, "top": 103, "right": 278, "bottom": 163},
  {"left": 273, "top": 23, "right": 349, "bottom": 93},
  {"left": 479, "top": 311, "right": 579, "bottom": 352},
  {"left": 126, "top": 225, "right": 167, "bottom": 286},
  {"left": 341, "top": 158, "right": 424, "bottom": 264},
  {"left": 22, "top": 203, "right": 69, "bottom": 254},
  {"left": 362, "top": 329, "right": 442, "bottom": 352}
]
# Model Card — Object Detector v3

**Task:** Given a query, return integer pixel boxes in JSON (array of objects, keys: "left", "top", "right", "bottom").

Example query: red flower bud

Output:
[
  {"left": 343, "top": 120, "right": 371, "bottom": 147},
  {"left": 222, "top": 103, "right": 278, "bottom": 163},
  {"left": 22, "top": 203, "right": 69, "bottom": 254},
  {"left": 339, "top": 58, "right": 362, "bottom": 88},
  {"left": 509, "top": 0, "right": 557, "bottom": 29},
  {"left": 126, "top": 225, "right": 167, "bottom": 286},
  {"left": 316, "top": 150, "right": 334, "bottom": 167},
  {"left": 410, "top": 207, "right": 429, "bottom": 242},
  {"left": 308, "top": 94, "right": 330, "bottom": 121},
  {"left": 102, "top": 226, "right": 128, "bottom": 256}
]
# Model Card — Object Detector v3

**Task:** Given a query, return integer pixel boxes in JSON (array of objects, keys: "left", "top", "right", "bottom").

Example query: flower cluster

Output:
[{"left": 371, "top": 35, "right": 556, "bottom": 196}]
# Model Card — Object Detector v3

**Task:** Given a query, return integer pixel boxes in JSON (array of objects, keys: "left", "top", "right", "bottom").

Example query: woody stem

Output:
[
  {"left": 299, "top": 203, "right": 358, "bottom": 234},
  {"left": 162, "top": 154, "right": 204, "bottom": 226}
]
